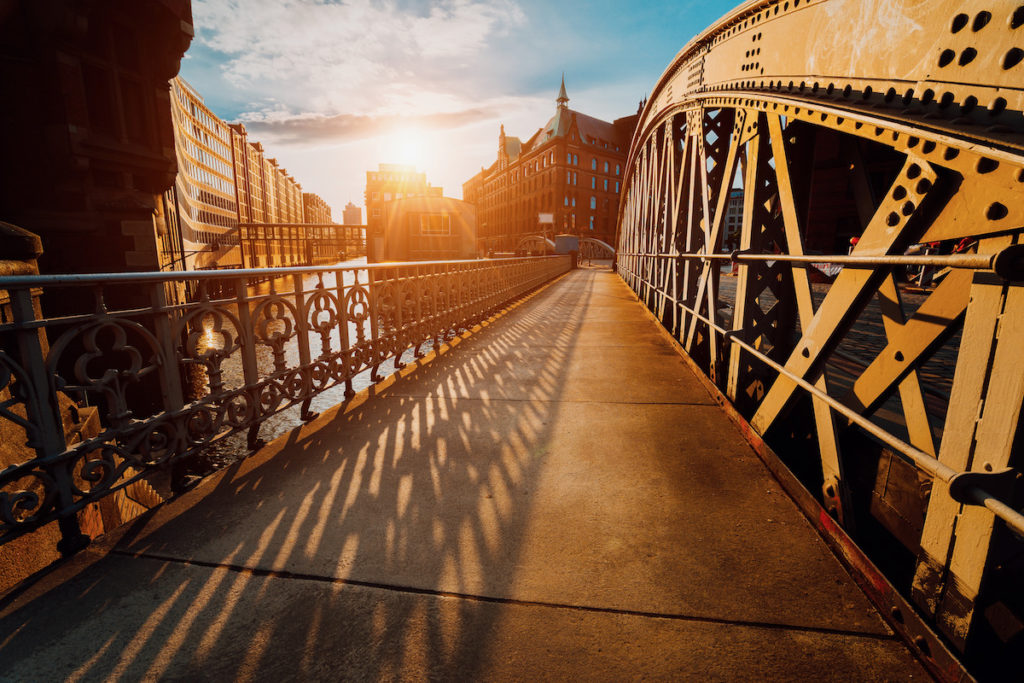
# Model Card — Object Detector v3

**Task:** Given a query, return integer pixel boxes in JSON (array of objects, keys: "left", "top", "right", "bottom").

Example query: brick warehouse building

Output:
[
  {"left": 463, "top": 78, "right": 638, "bottom": 252},
  {"left": 365, "top": 164, "right": 442, "bottom": 262}
]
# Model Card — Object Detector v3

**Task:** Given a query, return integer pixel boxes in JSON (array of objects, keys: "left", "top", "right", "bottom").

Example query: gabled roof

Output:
[
  {"left": 538, "top": 108, "right": 628, "bottom": 149},
  {"left": 573, "top": 110, "right": 628, "bottom": 149},
  {"left": 518, "top": 127, "right": 544, "bottom": 155}
]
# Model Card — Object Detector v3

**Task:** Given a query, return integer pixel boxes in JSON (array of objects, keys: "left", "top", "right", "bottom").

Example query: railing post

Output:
[
  {"left": 150, "top": 283, "right": 185, "bottom": 411},
  {"left": 335, "top": 267, "right": 355, "bottom": 398},
  {"left": 9, "top": 287, "right": 89, "bottom": 556},
  {"left": 368, "top": 267, "right": 383, "bottom": 381},
  {"left": 150, "top": 282, "right": 188, "bottom": 491},
  {"left": 292, "top": 273, "right": 316, "bottom": 421},
  {"left": 234, "top": 277, "right": 262, "bottom": 450},
  {"left": 393, "top": 267, "right": 404, "bottom": 337}
]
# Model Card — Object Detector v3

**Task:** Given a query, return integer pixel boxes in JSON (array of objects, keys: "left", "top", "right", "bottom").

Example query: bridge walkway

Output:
[{"left": 0, "top": 268, "right": 928, "bottom": 680}]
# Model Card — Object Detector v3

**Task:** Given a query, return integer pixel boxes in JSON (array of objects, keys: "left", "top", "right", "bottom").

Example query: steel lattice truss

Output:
[{"left": 616, "top": 0, "right": 1024, "bottom": 673}]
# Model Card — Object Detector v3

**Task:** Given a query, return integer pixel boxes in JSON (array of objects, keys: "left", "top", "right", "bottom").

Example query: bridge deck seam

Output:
[
  {"left": 108, "top": 548, "right": 900, "bottom": 643},
  {"left": 380, "top": 395, "right": 717, "bottom": 407}
]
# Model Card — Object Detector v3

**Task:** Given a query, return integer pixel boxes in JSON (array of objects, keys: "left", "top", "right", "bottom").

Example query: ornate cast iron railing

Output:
[
  {"left": 615, "top": 0, "right": 1024, "bottom": 675},
  {"left": 0, "top": 256, "right": 570, "bottom": 554}
]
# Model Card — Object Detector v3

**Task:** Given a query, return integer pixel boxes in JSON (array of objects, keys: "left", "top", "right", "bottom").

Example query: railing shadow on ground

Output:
[
  {"left": 0, "top": 256, "right": 568, "bottom": 564},
  {"left": 0, "top": 271, "right": 593, "bottom": 680}
]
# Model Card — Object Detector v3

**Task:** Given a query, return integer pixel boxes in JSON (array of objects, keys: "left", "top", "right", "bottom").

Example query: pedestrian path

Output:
[{"left": 0, "top": 269, "right": 928, "bottom": 680}]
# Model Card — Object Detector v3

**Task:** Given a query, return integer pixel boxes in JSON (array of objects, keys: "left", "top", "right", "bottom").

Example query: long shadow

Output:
[{"left": 0, "top": 271, "right": 596, "bottom": 680}]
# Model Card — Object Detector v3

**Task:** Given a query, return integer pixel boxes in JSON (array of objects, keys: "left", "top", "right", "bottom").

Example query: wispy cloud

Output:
[
  {"left": 181, "top": 0, "right": 705, "bottom": 210},
  {"left": 240, "top": 107, "right": 500, "bottom": 144},
  {"left": 192, "top": 0, "right": 526, "bottom": 118}
]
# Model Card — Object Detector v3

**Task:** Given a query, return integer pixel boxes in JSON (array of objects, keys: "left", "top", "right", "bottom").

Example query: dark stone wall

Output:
[{"left": 0, "top": 0, "right": 192, "bottom": 290}]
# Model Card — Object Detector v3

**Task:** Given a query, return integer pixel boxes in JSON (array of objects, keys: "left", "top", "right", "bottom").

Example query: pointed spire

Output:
[{"left": 557, "top": 73, "right": 569, "bottom": 110}]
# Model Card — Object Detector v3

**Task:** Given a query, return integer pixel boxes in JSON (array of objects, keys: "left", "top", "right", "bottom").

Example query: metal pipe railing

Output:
[
  {"left": 616, "top": 245, "right": 1024, "bottom": 278},
  {"left": 618, "top": 261, "right": 1024, "bottom": 535},
  {"left": 0, "top": 256, "right": 564, "bottom": 288}
]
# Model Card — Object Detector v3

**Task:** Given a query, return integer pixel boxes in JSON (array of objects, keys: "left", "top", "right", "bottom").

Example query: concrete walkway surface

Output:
[{"left": 0, "top": 269, "right": 929, "bottom": 681}]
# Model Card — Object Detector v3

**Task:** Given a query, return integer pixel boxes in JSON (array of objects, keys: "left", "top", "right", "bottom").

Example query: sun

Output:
[{"left": 382, "top": 127, "right": 424, "bottom": 167}]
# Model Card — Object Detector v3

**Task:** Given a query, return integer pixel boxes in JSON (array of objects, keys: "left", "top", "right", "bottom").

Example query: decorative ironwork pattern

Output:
[
  {"left": 0, "top": 257, "right": 569, "bottom": 550},
  {"left": 615, "top": 0, "right": 1024, "bottom": 670}
]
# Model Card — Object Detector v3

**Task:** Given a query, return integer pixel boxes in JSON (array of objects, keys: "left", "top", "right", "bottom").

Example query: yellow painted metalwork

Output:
[{"left": 616, "top": 0, "right": 1024, "bottom": 672}]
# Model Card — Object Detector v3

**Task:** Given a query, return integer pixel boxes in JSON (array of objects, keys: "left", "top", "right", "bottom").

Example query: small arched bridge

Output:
[
  {"left": 579, "top": 237, "right": 616, "bottom": 261},
  {"left": 514, "top": 234, "right": 556, "bottom": 253},
  {"left": 515, "top": 234, "right": 617, "bottom": 261}
]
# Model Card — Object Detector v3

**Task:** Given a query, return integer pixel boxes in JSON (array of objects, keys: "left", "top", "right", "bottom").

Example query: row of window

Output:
[
  {"left": 493, "top": 150, "right": 621, "bottom": 190},
  {"left": 563, "top": 196, "right": 605, "bottom": 210},
  {"left": 172, "top": 99, "right": 232, "bottom": 161},
  {"left": 195, "top": 188, "right": 236, "bottom": 213},
  {"left": 183, "top": 136, "right": 232, "bottom": 179},
  {"left": 563, "top": 172, "right": 620, "bottom": 193},
  {"left": 194, "top": 208, "right": 237, "bottom": 229},
  {"left": 591, "top": 159, "right": 621, "bottom": 175},
  {"left": 243, "top": 225, "right": 306, "bottom": 239},
  {"left": 367, "top": 172, "right": 422, "bottom": 182},
  {"left": 190, "top": 228, "right": 240, "bottom": 246},
  {"left": 508, "top": 151, "right": 559, "bottom": 183},
  {"left": 584, "top": 136, "right": 621, "bottom": 153},
  {"left": 174, "top": 84, "right": 231, "bottom": 146},
  {"left": 566, "top": 152, "right": 621, "bottom": 176},
  {"left": 369, "top": 191, "right": 429, "bottom": 201},
  {"left": 181, "top": 158, "right": 234, "bottom": 195}
]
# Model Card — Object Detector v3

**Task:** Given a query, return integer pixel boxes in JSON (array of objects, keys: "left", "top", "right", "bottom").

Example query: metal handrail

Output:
[
  {"left": 0, "top": 256, "right": 563, "bottom": 288},
  {"left": 616, "top": 246, "right": 1024, "bottom": 277},
  {"left": 620, "top": 263, "right": 1024, "bottom": 535}
]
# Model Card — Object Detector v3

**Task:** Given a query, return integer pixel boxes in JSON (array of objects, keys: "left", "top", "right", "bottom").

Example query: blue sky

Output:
[{"left": 180, "top": 0, "right": 740, "bottom": 214}]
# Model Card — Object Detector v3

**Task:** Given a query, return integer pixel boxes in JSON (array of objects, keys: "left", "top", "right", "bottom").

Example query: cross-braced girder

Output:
[{"left": 615, "top": 1, "right": 1024, "bottom": 677}]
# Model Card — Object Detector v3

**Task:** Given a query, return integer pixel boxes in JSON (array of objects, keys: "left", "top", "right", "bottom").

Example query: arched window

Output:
[{"left": 590, "top": 196, "right": 596, "bottom": 209}]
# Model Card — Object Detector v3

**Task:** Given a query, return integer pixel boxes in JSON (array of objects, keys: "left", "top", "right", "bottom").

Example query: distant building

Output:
[
  {"left": 343, "top": 202, "right": 362, "bottom": 226},
  {"left": 378, "top": 196, "right": 476, "bottom": 262},
  {"left": 462, "top": 78, "right": 638, "bottom": 251},
  {"left": 302, "top": 192, "right": 332, "bottom": 224},
  {"left": 365, "top": 164, "right": 443, "bottom": 262},
  {"left": 723, "top": 189, "right": 744, "bottom": 251},
  {"left": 168, "top": 78, "right": 242, "bottom": 270},
  {"left": 163, "top": 81, "right": 333, "bottom": 271}
]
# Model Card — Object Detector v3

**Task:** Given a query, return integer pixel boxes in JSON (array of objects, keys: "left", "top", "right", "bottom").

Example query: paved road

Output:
[{"left": 0, "top": 269, "right": 928, "bottom": 680}]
